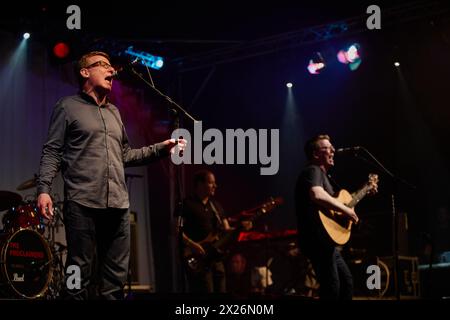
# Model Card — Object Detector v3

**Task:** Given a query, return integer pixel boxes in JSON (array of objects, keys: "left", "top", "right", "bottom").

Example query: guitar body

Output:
[
  {"left": 184, "top": 233, "right": 223, "bottom": 273},
  {"left": 318, "top": 189, "right": 354, "bottom": 245},
  {"left": 317, "top": 174, "right": 378, "bottom": 246}
]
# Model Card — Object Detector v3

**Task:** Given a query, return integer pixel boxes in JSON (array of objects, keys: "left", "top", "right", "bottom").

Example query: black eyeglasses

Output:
[
  {"left": 85, "top": 60, "right": 114, "bottom": 70},
  {"left": 319, "top": 146, "right": 335, "bottom": 152}
]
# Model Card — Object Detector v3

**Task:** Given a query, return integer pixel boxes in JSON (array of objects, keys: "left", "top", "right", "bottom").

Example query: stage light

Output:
[
  {"left": 155, "top": 59, "right": 164, "bottom": 69},
  {"left": 286, "top": 82, "right": 293, "bottom": 88},
  {"left": 307, "top": 52, "right": 326, "bottom": 75},
  {"left": 346, "top": 44, "right": 359, "bottom": 63},
  {"left": 394, "top": 62, "right": 400, "bottom": 67},
  {"left": 124, "top": 46, "right": 164, "bottom": 70},
  {"left": 337, "top": 43, "right": 362, "bottom": 71},
  {"left": 337, "top": 44, "right": 360, "bottom": 64},
  {"left": 23, "top": 33, "right": 30, "bottom": 40},
  {"left": 53, "top": 42, "right": 70, "bottom": 59},
  {"left": 307, "top": 61, "right": 325, "bottom": 74}
]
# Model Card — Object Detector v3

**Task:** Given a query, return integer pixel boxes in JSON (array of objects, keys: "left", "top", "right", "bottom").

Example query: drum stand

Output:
[{"left": 44, "top": 204, "right": 67, "bottom": 299}]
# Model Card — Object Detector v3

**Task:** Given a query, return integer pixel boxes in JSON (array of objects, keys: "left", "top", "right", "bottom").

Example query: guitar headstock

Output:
[
  {"left": 367, "top": 174, "right": 379, "bottom": 195},
  {"left": 260, "top": 196, "right": 284, "bottom": 214},
  {"left": 239, "top": 197, "right": 284, "bottom": 220}
]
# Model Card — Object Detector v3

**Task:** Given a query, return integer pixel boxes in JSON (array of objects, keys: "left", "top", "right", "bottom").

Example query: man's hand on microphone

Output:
[
  {"left": 37, "top": 193, "right": 54, "bottom": 220},
  {"left": 163, "top": 138, "right": 187, "bottom": 155}
]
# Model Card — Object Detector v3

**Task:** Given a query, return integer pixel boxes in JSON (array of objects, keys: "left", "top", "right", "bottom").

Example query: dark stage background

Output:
[{"left": 1, "top": 1, "right": 449, "bottom": 295}]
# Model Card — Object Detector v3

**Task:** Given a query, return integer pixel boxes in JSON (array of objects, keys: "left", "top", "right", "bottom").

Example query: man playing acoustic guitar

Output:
[{"left": 295, "top": 134, "right": 377, "bottom": 300}]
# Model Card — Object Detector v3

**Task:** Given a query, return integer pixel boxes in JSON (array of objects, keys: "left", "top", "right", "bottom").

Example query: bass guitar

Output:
[{"left": 184, "top": 196, "right": 284, "bottom": 273}]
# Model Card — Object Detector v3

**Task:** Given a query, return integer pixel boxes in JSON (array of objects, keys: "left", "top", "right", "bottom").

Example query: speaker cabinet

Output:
[{"left": 129, "top": 211, "right": 139, "bottom": 284}]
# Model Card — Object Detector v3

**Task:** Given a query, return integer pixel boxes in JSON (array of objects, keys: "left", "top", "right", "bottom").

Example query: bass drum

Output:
[{"left": 0, "top": 229, "right": 52, "bottom": 299}]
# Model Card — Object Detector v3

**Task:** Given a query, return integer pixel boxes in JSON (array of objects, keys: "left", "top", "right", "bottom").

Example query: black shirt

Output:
[
  {"left": 295, "top": 164, "right": 336, "bottom": 251},
  {"left": 37, "top": 92, "right": 169, "bottom": 209},
  {"left": 182, "top": 195, "right": 226, "bottom": 242}
]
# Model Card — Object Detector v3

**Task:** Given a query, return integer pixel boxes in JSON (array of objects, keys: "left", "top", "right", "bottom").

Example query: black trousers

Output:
[
  {"left": 307, "top": 246, "right": 353, "bottom": 300},
  {"left": 62, "top": 201, "right": 130, "bottom": 300},
  {"left": 186, "top": 261, "right": 226, "bottom": 294}
]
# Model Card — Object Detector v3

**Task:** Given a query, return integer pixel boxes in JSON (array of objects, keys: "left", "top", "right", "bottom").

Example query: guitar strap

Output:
[
  {"left": 209, "top": 200, "right": 224, "bottom": 228},
  {"left": 327, "top": 174, "right": 343, "bottom": 194}
]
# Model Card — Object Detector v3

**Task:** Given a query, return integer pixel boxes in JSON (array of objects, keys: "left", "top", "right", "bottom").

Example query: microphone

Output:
[
  {"left": 111, "top": 58, "right": 140, "bottom": 78},
  {"left": 335, "top": 146, "right": 362, "bottom": 154},
  {"left": 177, "top": 136, "right": 184, "bottom": 157}
]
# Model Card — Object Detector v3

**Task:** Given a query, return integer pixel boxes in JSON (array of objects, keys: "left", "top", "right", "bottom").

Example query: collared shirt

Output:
[{"left": 37, "top": 92, "right": 169, "bottom": 209}]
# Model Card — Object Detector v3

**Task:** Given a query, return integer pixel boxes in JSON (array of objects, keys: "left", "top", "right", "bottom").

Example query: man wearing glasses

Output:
[
  {"left": 37, "top": 51, "right": 186, "bottom": 299},
  {"left": 295, "top": 134, "right": 358, "bottom": 300}
]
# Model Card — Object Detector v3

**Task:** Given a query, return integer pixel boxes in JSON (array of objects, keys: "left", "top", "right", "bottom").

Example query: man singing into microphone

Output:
[
  {"left": 37, "top": 51, "right": 186, "bottom": 299},
  {"left": 294, "top": 134, "right": 358, "bottom": 300}
]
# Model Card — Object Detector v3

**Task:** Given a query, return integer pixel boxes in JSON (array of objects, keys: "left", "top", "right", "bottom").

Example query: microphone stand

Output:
[
  {"left": 171, "top": 107, "right": 187, "bottom": 293},
  {"left": 128, "top": 64, "right": 198, "bottom": 293},
  {"left": 347, "top": 146, "right": 416, "bottom": 300},
  {"left": 129, "top": 67, "right": 198, "bottom": 123}
]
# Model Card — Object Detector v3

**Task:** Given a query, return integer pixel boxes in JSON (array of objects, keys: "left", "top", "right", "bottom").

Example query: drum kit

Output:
[{"left": 0, "top": 176, "right": 66, "bottom": 300}]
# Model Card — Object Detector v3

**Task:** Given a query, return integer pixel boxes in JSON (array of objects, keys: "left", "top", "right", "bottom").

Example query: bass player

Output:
[{"left": 180, "top": 170, "right": 234, "bottom": 294}]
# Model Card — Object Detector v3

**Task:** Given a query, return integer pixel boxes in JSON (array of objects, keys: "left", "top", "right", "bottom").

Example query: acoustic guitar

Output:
[{"left": 318, "top": 174, "right": 378, "bottom": 245}]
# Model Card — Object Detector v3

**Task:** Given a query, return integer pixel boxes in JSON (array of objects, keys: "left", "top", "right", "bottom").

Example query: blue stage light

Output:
[{"left": 125, "top": 46, "right": 164, "bottom": 70}]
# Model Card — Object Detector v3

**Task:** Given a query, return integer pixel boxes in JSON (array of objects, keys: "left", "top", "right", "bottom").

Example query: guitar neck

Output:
[
  {"left": 348, "top": 184, "right": 371, "bottom": 208},
  {"left": 208, "top": 197, "right": 282, "bottom": 251},
  {"left": 213, "top": 208, "right": 265, "bottom": 249}
]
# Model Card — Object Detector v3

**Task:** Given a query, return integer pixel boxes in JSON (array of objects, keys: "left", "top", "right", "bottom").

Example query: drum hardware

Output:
[
  {"left": 43, "top": 202, "right": 66, "bottom": 300},
  {"left": 16, "top": 175, "right": 38, "bottom": 191},
  {"left": 39, "top": 242, "right": 67, "bottom": 300},
  {"left": 45, "top": 204, "right": 64, "bottom": 243}
]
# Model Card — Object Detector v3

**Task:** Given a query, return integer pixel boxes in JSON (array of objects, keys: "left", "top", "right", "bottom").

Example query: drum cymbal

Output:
[
  {"left": 16, "top": 176, "right": 37, "bottom": 191},
  {"left": 0, "top": 191, "right": 23, "bottom": 211}
]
